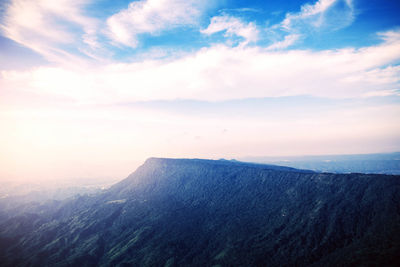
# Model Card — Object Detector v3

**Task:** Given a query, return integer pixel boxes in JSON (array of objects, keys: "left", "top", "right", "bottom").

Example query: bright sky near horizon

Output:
[{"left": 0, "top": 0, "right": 399, "bottom": 182}]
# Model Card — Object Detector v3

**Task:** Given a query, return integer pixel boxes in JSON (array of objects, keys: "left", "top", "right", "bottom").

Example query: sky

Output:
[{"left": 0, "top": 0, "right": 399, "bottom": 182}]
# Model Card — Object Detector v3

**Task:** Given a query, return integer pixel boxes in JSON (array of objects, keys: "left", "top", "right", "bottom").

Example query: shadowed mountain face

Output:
[{"left": 1, "top": 158, "right": 400, "bottom": 266}]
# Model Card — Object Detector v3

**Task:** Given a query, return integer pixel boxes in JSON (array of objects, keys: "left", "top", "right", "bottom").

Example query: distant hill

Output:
[
  {"left": 241, "top": 152, "right": 400, "bottom": 175},
  {"left": 1, "top": 158, "right": 400, "bottom": 266}
]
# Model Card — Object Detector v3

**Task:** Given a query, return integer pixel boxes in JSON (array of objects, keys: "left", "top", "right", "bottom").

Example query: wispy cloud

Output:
[
  {"left": 105, "top": 0, "right": 211, "bottom": 47},
  {"left": 264, "top": 0, "right": 355, "bottom": 49},
  {"left": 201, "top": 15, "right": 259, "bottom": 46},
  {"left": 2, "top": 29, "right": 399, "bottom": 105},
  {"left": 0, "top": 0, "right": 214, "bottom": 62},
  {"left": 266, "top": 34, "right": 301, "bottom": 50},
  {"left": 219, "top": 8, "right": 261, "bottom": 13},
  {"left": 0, "top": 0, "right": 100, "bottom": 64},
  {"left": 281, "top": 0, "right": 354, "bottom": 32},
  {"left": 0, "top": 0, "right": 359, "bottom": 63}
]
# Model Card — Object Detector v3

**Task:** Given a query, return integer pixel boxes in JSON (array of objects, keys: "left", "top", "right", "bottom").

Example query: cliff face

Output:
[{"left": 1, "top": 158, "right": 400, "bottom": 266}]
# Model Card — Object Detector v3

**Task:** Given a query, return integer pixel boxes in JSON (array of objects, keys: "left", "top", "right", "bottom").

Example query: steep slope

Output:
[{"left": 1, "top": 158, "right": 400, "bottom": 266}]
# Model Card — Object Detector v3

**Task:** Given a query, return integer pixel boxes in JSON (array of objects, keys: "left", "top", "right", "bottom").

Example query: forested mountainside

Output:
[{"left": 1, "top": 158, "right": 399, "bottom": 266}]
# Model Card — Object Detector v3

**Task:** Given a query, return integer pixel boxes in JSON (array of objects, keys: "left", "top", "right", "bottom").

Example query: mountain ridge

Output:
[
  {"left": 1, "top": 158, "right": 400, "bottom": 266},
  {"left": 240, "top": 152, "right": 400, "bottom": 175}
]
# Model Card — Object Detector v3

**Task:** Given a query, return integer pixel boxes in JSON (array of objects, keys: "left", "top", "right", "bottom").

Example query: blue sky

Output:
[
  {"left": 0, "top": 0, "right": 399, "bottom": 181},
  {"left": 1, "top": 0, "right": 400, "bottom": 62}
]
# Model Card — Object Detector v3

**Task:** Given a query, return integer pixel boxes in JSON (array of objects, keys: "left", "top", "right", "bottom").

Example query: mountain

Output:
[
  {"left": 240, "top": 152, "right": 400, "bottom": 175},
  {"left": 1, "top": 158, "right": 400, "bottom": 266}
]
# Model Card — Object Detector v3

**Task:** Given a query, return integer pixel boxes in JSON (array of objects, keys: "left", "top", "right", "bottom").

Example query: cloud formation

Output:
[
  {"left": 0, "top": 0, "right": 99, "bottom": 63},
  {"left": 0, "top": 0, "right": 358, "bottom": 62},
  {"left": 2, "top": 29, "right": 399, "bottom": 105},
  {"left": 266, "top": 34, "right": 301, "bottom": 50},
  {"left": 0, "top": 0, "right": 397, "bottom": 102},
  {"left": 281, "top": 0, "right": 354, "bottom": 32},
  {"left": 0, "top": 0, "right": 214, "bottom": 62},
  {"left": 106, "top": 0, "right": 211, "bottom": 47},
  {"left": 201, "top": 15, "right": 259, "bottom": 46},
  {"left": 262, "top": 0, "right": 355, "bottom": 49}
]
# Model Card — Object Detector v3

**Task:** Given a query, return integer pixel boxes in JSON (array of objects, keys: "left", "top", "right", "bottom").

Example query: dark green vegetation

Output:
[{"left": 1, "top": 158, "right": 400, "bottom": 266}]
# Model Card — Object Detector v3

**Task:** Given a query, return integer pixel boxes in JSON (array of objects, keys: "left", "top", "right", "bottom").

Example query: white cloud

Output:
[
  {"left": 1, "top": 30, "right": 399, "bottom": 104},
  {"left": 0, "top": 0, "right": 99, "bottom": 64},
  {"left": 201, "top": 15, "right": 259, "bottom": 46},
  {"left": 266, "top": 34, "right": 301, "bottom": 50},
  {"left": 281, "top": 0, "right": 354, "bottom": 32},
  {"left": 262, "top": 0, "right": 354, "bottom": 52},
  {"left": 378, "top": 30, "right": 400, "bottom": 43},
  {"left": 105, "top": 0, "right": 211, "bottom": 47}
]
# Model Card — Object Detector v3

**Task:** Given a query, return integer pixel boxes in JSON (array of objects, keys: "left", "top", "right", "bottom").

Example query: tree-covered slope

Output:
[{"left": 1, "top": 158, "right": 400, "bottom": 266}]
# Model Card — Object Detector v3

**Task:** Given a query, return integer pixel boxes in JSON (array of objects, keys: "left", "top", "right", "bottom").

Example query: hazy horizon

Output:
[{"left": 1, "top": 0, "right": 400, "bottom": 182}]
